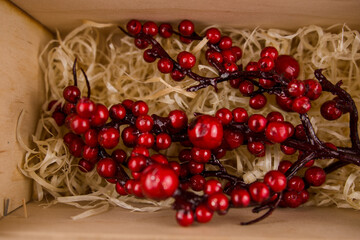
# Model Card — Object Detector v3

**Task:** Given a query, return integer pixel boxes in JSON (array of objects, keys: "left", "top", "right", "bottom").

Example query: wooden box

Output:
[{"left": 0, "top": 0, "right": 359, "bottom": 239}]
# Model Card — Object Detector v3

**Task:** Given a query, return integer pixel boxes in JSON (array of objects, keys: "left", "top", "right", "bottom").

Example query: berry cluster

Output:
[{"left": 49, "top": 20, "right": 360, "bottom": 227}]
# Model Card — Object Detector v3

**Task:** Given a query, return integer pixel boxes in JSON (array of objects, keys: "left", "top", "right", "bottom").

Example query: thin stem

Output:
[
  {"left": 80, "top": 68, "right": 91, "bottom": 98},
  {"left": 72, "top": 58, "right": 78, "bottom": 86}
]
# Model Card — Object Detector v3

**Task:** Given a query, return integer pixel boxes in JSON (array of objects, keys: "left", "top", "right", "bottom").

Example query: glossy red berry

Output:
[
  {"left": 169, "top": 161, "right": 181, "bottom": 176},
  {"left": 231, "top": 46, "right": 242, "bottom": 60},
  {"left": 70, "top": 115, "right": 90, "bottom": 134},
  {"left": 207, "top": 192, "right": 229, "bottom": 212},
  {"left": 98, "top": 127, "right": 119, "bottom": 149},
  {"left": 176, "top": 210, "right": 194, "bottom": 227},
  {"left": 287, "top": 79, "right": 305, "bottom": 97},
  {"left": 231, "top": 189, "right": 250, "bottom": 207},
  {"left": 52, "top": 111, "right": 66, "bottom": 126},
  {"left": 97, "top": 158, "right": 117, "bottom": 178},
  {"left": 248, "top": 114, "right": 267, "bottom": 133},
  {"left": 137, "top": 133, "right": 155, "bottom": 148},
  {"left": 143, "top": 49, "right": 156, "bottom": 63},
  {"left": 115, "top": 182, "right": 128, "bottom": 195},
  {"left": 63, "top": 132, "right": 77, "bottom": 146},
  {"left": 245, "top": 61, "right": 258, "bottom": 71},
  {"left": 299, "top": 190, "right": 310, "bottom": 203},
  {"left": 195, "top": 205, "right": 213, "bottom": 223},
  {"left": 191, "top": 147, "right": 211, "bottom": 163},
  {"left": 221, "top": 49, "right": 236, "bottom": 63},
  {"left": 63, "top": 102, "right": 76, "bottom": 115},
  {"left": 121, "top": 126, "right": 137, "bottom": 147},
  {"left": 321, "top": 100, "right": 342, "bottom": 120},
  {"left": 126, "top": 19, "right": 142, "bottom": 35},
  {"left": 275, "top": 55, "right": 300, "bottom": 79},
  {"left": 157, "top": 58, "right": 173, "bottom": 73},
  {"left": 156, "top": 133, "right": 172, "bottom": 150},
  {"left": 260, "top": 46, "right": 278, "bottom": 60},
  {"left": 134, "top": 38, "right": 149, "bottom": 49},
  {"left": 188, "top": 161, "right": 204, "bottom": 174},
  {"left": 264, "top": 170, "right": 287, "bottom": 192},
  {"left": 292, "top": 96, "right": 311, "bottom": 114},
  {"left": 132, "top": 101, "right": 148, "bottom": 116},
  {"left": 204, "top": 179, "right": 222, "bottom": 195},
  {"left": 159, "top": 23, "right": 173, "bottom": 38},
  {"left": 135, "top": 115, "right": 154, "bottom": 132},
  {"left": 232, "top": 107, "right": 248, "bottom": 123},
  {"left": 223, "top": 62, "right": 238, "bottom": 72},
  {"left": 177, "top": 51, "right": 196, "bottom": 69},
  {"left": 82, "top": 145, "right": 99, "bottom": 163},
  {"left": 265, "top": 122, "right": 289, "bottom": 143},
  {"left": 206, "top": 28, "right": 221, "bottom": 44},
  {"left": 276, "top": 94, "right": 293, "bottom": 112},
  {"left": 168, "top": 110, "right": 188, "bottom": 129},
  {"left": 90, "top": 104, "right": 109, "bottom": 127},
  {"left": 188, "top": 115, "right": 223, "bottom": 149},
  {"left": 287, "top": 176, "right": 305, "bottom": 192},
  {"left": 128, "top": 155, "right": 147, "bottom": 172},
  {"left": 68, "top": 137, "right": 84, "bottom": 157},
  {"left": 78, "top": 159, "right": 94, "bottom": 172},
  {"left": 150, "top": 154, "right": 168, "bottom": 165},
  {"left": 111, "top": 149, "right": 127, "bottom": 164},
  {"left": 206, "top": 50, "right": 223, "bottom": 64},
  {"left": 249, "top": 182, "right": 270, "bottom": 203},
  {"left": 259, "top": 78, "right": 275, "bottom": 89},
  {"left": 171, "top": 69, "right": 186, "bottom": 81},
  {"left": 109, "top": 104, "right": 126, "bottom": 121},
  {"left": 223, "top": 130, "right": 244, "bottom": 149},
  {"left": 258, "top": 56, "right": 275, "bottom": 72},
  {"left": 178, "top": 149, "right": 192, "bottom": 162},
  {"left": 76, "top": 98, "right": 96, "bottom": 118},
  {"left": 142, "top": 21, "right": 158, "bottom": 36},
  {"left": 295, "top": 124, "right": 307, "bottom": 140},
  {"left": 283, "top": 190, "right": 302, "bottom": 208},
  {"left": 131, "top": 146, "right": 150, "bottom": 157},
  {"left": 190, "top": 174, "right": 206, "bottom": 191},
  {"left": 218, "top": 36, "right": 232, "bottom": 50},
  {"left": 63, "top": 86, "right": 81, "bottom": 103},
  {"left": 266, "top": 111, "right": 284, "bottom": 122},
  {"left": 305, "top": 166, "right": 326, "bottom": 186},
  {"left": 278, "top": 160, "right": 292, "bottom": 174},
  {"left": 141, "top": 164, "right": 179, "bottom": 200},
  {"left": 215, "top": 108, "right": 233, "bottom": 125},
  {"left": 247, "top": 142, "right": 265, "bottom": 156},
  {"left": 178, "top": 20, "right": 194, "bottom": 36},
  {"left": 280, "top": 145, "right": 297, "bottom": 155},
  {"left": 304, "top": 79, "right": 322, "bottom": 100},
  {"left": 249, "top": 94, "right": 267, "bottom": 109}
]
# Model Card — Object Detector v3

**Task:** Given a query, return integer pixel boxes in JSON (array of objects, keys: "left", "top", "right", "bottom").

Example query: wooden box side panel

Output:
[{"left": 0, "top": 0, "right": 52, "bottom": 216}]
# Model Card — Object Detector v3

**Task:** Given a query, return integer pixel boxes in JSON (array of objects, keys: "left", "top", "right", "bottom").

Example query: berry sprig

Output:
[{"left": 49, "top": 19, "right": 360, "bottom": 227}]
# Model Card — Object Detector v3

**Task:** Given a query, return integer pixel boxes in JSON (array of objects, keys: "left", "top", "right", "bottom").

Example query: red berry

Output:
[
  {"left": 159, "top": 23, "right": 173, "bottom": 38},
  {"left": 299, "top": 190, "right": 310, "bottom": 203},
  {"left": 305, "top": 166, "right": 326, "bottom": 186},
  {"left": 142, "top": 21, "right": 158, "bottom": 36},
  {"left": 132, "top": 101, "right": 148, "bottom": 116},
  {"left": 239, "top": 80, "right": 254, "bottom": 96},
  {"left": 223, "top": 62, "right": 238, "bottom": 72},
  {"left": 321, "top": 100, "right": 342, "bottom": 120},
  {"left": 111, "top": 149, "right": 127, "bottom": 164},
  {"left": 178, "top": 20, "right": 194, "bottom": 36},
  {"left": 76, "top": 98, "right": 96, "bottom": 118},
  {"left": 304, "top": 159, "right": 315, "bottom": 168},
  {"left": 82, "top": 145, "right": 99, "bottom": 163},
  {"left": 249, "top": 94, "right": 267, "bottom": 109},
  {"left": 206, "top": 49, "right": 223, "bottom": 64},
  {"left": 212, "top": 147, "right": 226, "bottom": 159},
  {"left": 223, "top": 129, "right": 243, "bottom": 149},
  {"left": 304, "top": 79, "right": 322, "bottom": 100},
  {"left": 109, "top": 104, "right": 126, "bottom": 121},
  {"left": 249, "top": 182, "right": 270, "bottom": 203},
  {"left": 134, "top": 38, "right": 149, "bottom": 49},
  {"left": 52, "top": 111, "right": 66, "bottom": 126},
  {"left": 276, "top": 94, "right": 293, "bottom": 112},
  {"left": 128, "top": 155, "right": 147, "bottom": 172},
  {"left": 176, "top": 210, "right": 194, "bottom": 227},
  {"left": 188, "top": 161, "right": 204, "bottom": 174},
  {"left": 63, "top": 102, "right": 76, "bottom": 115},
  {"left": 169, "top": 161, "right": 181, "bottom": 176},
  {"left": 265, "top": 122, "right": 289, "bottom": 143},
  {"left": 115, "top": 182, "right": 127, "bottom": 195},
  {"left": 78, "top": 159, "right": 94, "bottom": 172},
  {"left": 121, "top": 126, "right": 137, "bottom": 147},
  {"left": 287, "top": 176, "right": 305, "bottom": 192},
  {"left": 151, "top": 154, "right": 168, "bottom": 165},
  {"left": 278, "top": 160, "right": 292, "bottom": 174},
  {"left": 190, "top": 174, "right": 206, "bottom": 191},
  {"left": 137, "top": 133, "right": 155, "bottom": 148},
  {"left": 258, "top": 57, "right": 275, "bottom": 72},
  {"left": 266, "top": 111, "right": 284, "bottom": 122},
  {"left": 287, "top": 79, "right": 305, "bottom": 97},
  {"left": 232, "top": 107, "right": 248, "bottom": 123},
  {"left": 231, "top": 189, "right": 250, "bottom": 207},
  {"left": 206, "top": 28, "right": 221, "bottom": 44},
  {"left": 171, "top": 69, "right": 186, "bottom": 81},
  {"left": 283, "top": 190, "right": 302, "bottom": 208},
  {"left": 131, "top": 146, "right": 150, "bottom": 157},
  {"left": 98, "top": 127, "right": 119, "bottom": 149},
  {"left": 135, "top": 115, "right": 154, "bottom": 132},
  {"left": 143, "top": 49, "right": 156, "bottom": 63},
  {"left": 179, "top": 36, "right": 192, "bottom": 44},
  {"left": 275, "top": 55, "right": 300, "bottom": 79},
  {"left": 222, "top": 49, "right": 237, "bottom": 63},
  {"left": 132, "top": 180, "right": 144, "bottom": 197},
  {"left": 178, "top": 149, "right": 192, "bottom": 162},
  {"left": 126, "top": 19, "right": 142, "bottom": 35},
  {"left": 247, "top": 142, "right": 265, "bottom": 156},
  {"left": 63, "top": 86, "right": 81, "bottom": 103},
  {"left": 280, "top": 145, "right": 297, "bottom": 155},
  {"left": 259, "top": 78, "right": 275, "bottom": 89},
  {"left": 68, "top": 137, "right": 84, "bottom": 157},
  {"left": 215, "top": 108, "right": 233, "bottom": 125},
  {"left": 248, "top": 114, "right": 267, "bottom": 133},
  {"left": 264, "top": 170, "right": 287, "bottom": 192},
  {"left": 188, "top": 115, "right": 223, "bottom": 149},
  {"left": 292, "top": 96, "right": 311, "bottom": 114},
  {"left": 177, "top": 51, "right": 196, "bottom": 69},
  {"left": 218, "top": 36, "right": 232, "bottom": 50},
  {"left": 157, "top": 58, "right": 173, "bottom": 73},
  {"left": 141, "top": 164, "right": 179, "bottom": 200},
  {"left": 295, "top": 124, "right": 307, "bottom": 140},
  {"left": 63, "top": 132, "right": 77, "bottom": 146},
  {"left": 90, "top": 104, "right": 109, "bottom": 127},
  {"left": 204, "top": 179, "right": 222, "bottom": 195},
  {"left": 191, "top": 147, "right": 211, "bottom": 163},
  {"left": 195, "top": 205, "right": 213, "bottom": 223},
  {"left": 122, "top": 99, "right": 134, "bottom": 110},
  {"left": 97, "top": 158, "right": 117, "bottom": 178},
  {"left": 245, "top": 61, "right": 258, "bottom": 71},
  {"left": 260, "top": 46, "right": 278, "bottom": 60},
  {"left": 156, "top": 133, "right": 172, "bottom": 150},
  {"left": 207, "top": 192, "right": 229, "bottom": 212},
  {"left": 70, "top": 115, "right": 90, "bottom": 134},
  {"left": 168, "top": 110, "right": 188, "bottom": 129},
  {"left": 47, "top": 100, "right": 62, "bottom": 112},
  {"left": 231, "top": 46, "right": 242, "bottom": 60}
]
